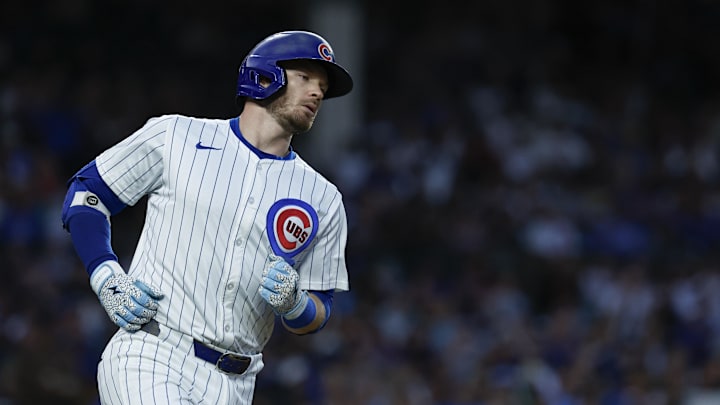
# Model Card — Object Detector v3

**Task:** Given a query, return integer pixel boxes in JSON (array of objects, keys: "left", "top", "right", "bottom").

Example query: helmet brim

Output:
[{"left": 317, "top": 60, "right": 353, "bottom": 99}]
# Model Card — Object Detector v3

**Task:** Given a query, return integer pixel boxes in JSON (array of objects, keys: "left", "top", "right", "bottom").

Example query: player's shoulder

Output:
[
  {"left": 139, "top": 114, "right": 230, "bottom": 134},
  {"left": 293, "top": 155, "right": 343, "bottom": 197},
  {"left": 146, "top": 113, "right": 225, "bottom": 125},
  {"left": 141, "top": 113, "right": 182, "bottom": 127}
]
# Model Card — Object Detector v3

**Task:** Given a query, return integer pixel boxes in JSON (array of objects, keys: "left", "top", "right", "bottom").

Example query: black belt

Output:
[
  {"left": 139, "top": 320, "right": 252, "bottom": 375},
  {"left": 192, "top": 340, "right": 252, "bottom": 375}
]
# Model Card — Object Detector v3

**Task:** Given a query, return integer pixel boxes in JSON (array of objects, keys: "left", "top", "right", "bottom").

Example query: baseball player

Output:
[{"left": 61, "top": 31, "right": 352, "bottom": 404}]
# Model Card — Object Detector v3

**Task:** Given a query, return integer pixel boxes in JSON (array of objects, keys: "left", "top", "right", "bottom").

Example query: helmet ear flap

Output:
[
  {"left": 236, "top": 61, "right": 286, "bottom": 103},
  {"left": 249, "top": 70, "right": 259, "bottom": 84}
]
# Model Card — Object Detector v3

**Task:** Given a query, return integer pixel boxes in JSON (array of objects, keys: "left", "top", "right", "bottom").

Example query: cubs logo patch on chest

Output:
[{"left": 266, "top": 199, "right": 319, "bottom": 265}]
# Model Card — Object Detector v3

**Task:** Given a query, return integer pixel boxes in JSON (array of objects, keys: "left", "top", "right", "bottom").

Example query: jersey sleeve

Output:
[
  {"left": 299, "top": 194, "right": 350, "bottom": 292},
  {"left": 95, "top": 115, "right": 172, "bottom": 205}
]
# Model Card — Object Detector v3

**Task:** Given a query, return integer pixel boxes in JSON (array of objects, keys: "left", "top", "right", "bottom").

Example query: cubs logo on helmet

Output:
[
  {"left": 318, "top": 43, "right": 334, "bottom": 61},
  {"left": 266, "top": 199, "right": 319, "bottom": 264}
]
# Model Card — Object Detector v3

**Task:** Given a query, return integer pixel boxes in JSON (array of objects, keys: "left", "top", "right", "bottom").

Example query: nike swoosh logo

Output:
[{"left": 196, "top": 141, "right": 222, "bottom": 150}]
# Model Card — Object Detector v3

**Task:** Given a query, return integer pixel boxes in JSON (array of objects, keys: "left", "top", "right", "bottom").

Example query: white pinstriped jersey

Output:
[{"left": 95, "top": 114, "right": 350, "bottom": 355}]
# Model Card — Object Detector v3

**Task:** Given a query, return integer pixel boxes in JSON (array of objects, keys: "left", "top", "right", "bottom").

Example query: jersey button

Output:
[
  {"left": 235, "top": 238, "right": 243, "bottom": 246},
  {"left": 226, "top": 283, "right": 234, "bottom": 291},
  {"left": 225, "top": 325, "right": 231, "bottom": 332},
  {"left": 248, "top": 197, "right": 255, "bottom": 204}
]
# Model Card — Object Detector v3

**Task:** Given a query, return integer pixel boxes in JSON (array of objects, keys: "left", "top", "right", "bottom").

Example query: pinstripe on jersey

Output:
[{"left": 95, "top": 114, "right": 350, "bottom": 357}]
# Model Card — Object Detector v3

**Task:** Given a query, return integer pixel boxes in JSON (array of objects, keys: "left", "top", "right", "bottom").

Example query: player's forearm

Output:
[
  {"left": 67, "top": 210, "right": 118, "bottom": 274},
  {"left": 281, "top": 290, "right": 333, "bottom": 335}
]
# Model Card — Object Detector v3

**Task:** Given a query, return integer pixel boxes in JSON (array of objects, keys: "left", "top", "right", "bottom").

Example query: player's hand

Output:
[
  {"left": 259, "top": 255, "right": 307, "bottom": 316},
  {"left": 90, "top": 260, "right": 164, "bottom": 332}
]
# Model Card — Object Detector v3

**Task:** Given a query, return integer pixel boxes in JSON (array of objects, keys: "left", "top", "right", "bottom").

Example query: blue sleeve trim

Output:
[
  {"left": 67, "top": 160, "right": 126, "bottom": 215},
  {"left": 62, "top": 160, "right": 126, "bottom": 229},
  {"left": 283, "top": 290, "right": 334, "bottom": 330}
]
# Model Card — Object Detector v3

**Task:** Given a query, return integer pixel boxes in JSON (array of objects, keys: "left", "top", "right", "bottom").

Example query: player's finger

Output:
[
  {"left": 131, "top": 289, "right": 161, "bottom": 311},
  {"left": 135, "top": 280, "right": 164, "bottom": 300},
  {"left": 124, "top": 322, "right": 142, "bottom": 332},
  {"left": 276, "top": 272, "right": 295, "bottom": 283},
  {"left": 133, "top": 295, "right": 159, "bottom": 311},
  {"left": 128, "top": 298, "right": 157, "bottom": 318},
  {"left": 117, "top": 307, "right": 142, "bottom": 324},
  {"left": 131, "top": 316, "right": 152, "bottom": 325},
  {"left": 112, "top": 314, "right": 134, "bottom": 331},
  {"left": 258, "top": 286, "right": 276, "bottom": 302},
  {"left": 261, "top": 276, "right": 278, "bottom": 290},
  {"left": 270, "top": 260, "right": 292, "bottom": 273},
  {"left": 264, "top": 279, "right": 288, "bottom": 296},
  {"left": 266, "top": 267, "right": 290, "bottom": 283},
  {"left": 120, "top": 311, "right": 151, "bottom": 326}
]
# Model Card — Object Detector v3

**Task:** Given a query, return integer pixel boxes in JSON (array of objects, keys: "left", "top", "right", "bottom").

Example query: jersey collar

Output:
[{"left": 230, "top": 117, "right": 296, "bottom": 161}]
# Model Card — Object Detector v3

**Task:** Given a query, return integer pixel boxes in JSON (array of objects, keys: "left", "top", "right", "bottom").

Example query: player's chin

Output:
[
  {"left": 301, "top": 110, "right": 317, "bottom": 125},
  {"left": 289, "top": 115, "right": 315, "bottom": 134}
]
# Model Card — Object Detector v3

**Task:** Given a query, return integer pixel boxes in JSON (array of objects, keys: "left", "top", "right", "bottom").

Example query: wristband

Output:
[
  {"left": 90, "top": 260, "right": 123, "bottom": 294},
  {"left": 283, "top": 290, "right": 310, "bottom": 320}
]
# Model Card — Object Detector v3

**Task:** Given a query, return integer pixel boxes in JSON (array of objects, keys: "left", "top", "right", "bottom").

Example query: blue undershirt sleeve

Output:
[{"left": 67, "top": 210, "right": 118, "bottom": 274}]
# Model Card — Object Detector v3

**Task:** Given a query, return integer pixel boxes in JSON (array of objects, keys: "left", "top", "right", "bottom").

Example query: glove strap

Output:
[
  {"left": 283, "top": 290, "right": 309, "bottom": 320},
  {"left": 89, "top": 260, "right": 124, "bottom": 294}
]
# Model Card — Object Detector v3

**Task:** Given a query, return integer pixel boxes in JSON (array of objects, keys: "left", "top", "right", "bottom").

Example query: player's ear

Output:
[{"left": 258, "top": 74, "right": 272, "bottom": 88}]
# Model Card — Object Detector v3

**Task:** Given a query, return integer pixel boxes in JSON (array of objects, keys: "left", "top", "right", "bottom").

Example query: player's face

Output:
[{"left": 268, "top": 61, "right": 328, "bottom": 134}]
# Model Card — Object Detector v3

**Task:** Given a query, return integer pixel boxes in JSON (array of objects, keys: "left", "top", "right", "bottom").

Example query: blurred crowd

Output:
[{"left": 3, "top": 1, "right": 720, "bottom": 404}]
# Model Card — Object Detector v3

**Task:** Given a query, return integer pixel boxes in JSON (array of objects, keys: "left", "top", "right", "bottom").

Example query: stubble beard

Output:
[{"left": 268, "top": 94, "right": 315, "bottom": 134}]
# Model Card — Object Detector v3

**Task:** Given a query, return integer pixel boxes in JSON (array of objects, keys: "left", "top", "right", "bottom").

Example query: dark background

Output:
[{"left": 3, "top": 1, "right": 720, "bottom": 404}]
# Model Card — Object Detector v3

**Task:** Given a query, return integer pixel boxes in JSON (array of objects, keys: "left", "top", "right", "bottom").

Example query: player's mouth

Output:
[{"left": 302, "top": 103, "right": 318, "bottom": 115}]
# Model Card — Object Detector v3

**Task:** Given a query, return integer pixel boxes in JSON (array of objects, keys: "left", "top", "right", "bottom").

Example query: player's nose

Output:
[
  {"left": 309, "top": 80, "right": 327, "bottom": 100},
  {"left": 309, "top": 88, "right": 324, "bottom": 101}
]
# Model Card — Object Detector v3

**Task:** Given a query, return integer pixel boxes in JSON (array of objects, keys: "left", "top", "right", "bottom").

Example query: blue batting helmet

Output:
[{"left": 236, "top": 31, "right": 353, "bottom": 104}]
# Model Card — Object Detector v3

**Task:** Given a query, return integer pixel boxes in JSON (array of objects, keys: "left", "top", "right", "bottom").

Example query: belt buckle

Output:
[{"left": 216, "top": 353, "right": 251, "bottom": 375}]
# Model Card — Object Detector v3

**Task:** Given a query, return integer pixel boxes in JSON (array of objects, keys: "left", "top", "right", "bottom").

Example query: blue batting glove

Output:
[
  {"left": 90, "top": 260, "right": 164, "bottom": 332},
  {"left": 259, "top": 256, "right": 307, "bottom": 316}
]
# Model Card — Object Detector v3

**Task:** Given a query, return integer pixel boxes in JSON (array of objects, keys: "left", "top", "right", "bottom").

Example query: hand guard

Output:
[
  {"left": 259, "top": 256, "right": 308, "bottom": 317},
  {"left": 90, "top": 260, "right": 164, "bottom": 332}
]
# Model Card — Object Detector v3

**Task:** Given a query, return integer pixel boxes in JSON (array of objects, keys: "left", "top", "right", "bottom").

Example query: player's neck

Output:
[{"left": 238, "top": 107, "right": 293, "bottom": 157}]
